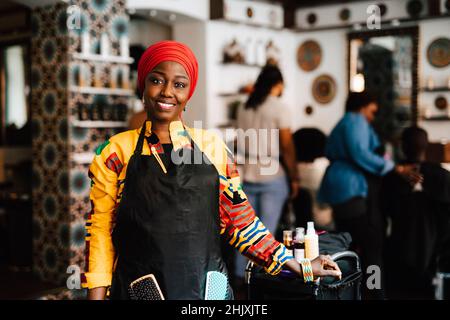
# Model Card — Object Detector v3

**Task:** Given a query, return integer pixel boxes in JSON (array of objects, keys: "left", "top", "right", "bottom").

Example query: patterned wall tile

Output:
[{"left": 32, "top": 0, "right": 130, "bottom": 290}]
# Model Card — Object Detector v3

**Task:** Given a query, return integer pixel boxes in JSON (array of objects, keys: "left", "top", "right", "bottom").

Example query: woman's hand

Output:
[
  {"left": 395, "top": 164, "right": 423, "bottom": 186},
  {"left": 311, "top": 255, "right": 342, "bottom": 279},
  {"left": 284, "top": 255, "right": 342, "bottom": 280},
  {"left": 88, "top": 287, "right": 107, "bottom": 300}
]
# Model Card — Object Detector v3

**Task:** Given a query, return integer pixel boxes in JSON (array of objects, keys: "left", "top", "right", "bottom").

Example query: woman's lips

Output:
[{"left": 156, "top": 101, "right": 176, "bottom": 111}]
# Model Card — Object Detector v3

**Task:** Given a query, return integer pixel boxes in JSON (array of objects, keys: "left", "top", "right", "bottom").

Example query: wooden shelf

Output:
[
  {"left": 72, "top": 152, "right": 94, "bottom": 164},
  {"left": 421, "top": 116, "right": 450, "bottom": 122},
  {"left": 72, "top": 52, "right": 134, "bottom": 64},
  {"left": 419, "top": 87, "right": 450, "bottom": 93},
  {"left": 72, "top": 120, "right": 128, "bottom": 128},
  {"left": 217, "top": 92, "right": 248, "bottom": 97},
  {"left": 220, "top": 62, "right": 263, "bottom": 68},
  {"left": 70, "top": 86, "right": 134, "bottom": 96}
]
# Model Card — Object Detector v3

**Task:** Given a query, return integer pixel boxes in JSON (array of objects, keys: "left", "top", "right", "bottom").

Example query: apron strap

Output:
[{"left": 134, "top": 120, "right": 148, "bottom": 156}]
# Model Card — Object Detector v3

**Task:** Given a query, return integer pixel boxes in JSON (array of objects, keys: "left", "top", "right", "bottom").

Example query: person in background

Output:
[
  {"left": 292, "top": 128, "right": 332, "bottom": 230},
  {"left": 381, "top": 126, "right": 450, "bottom": 299},
  {"left": 317, "top": 91, "right": 421, "bottom": 300},
  {"left": 234, "top": 65, "right": 299, "bottom": 285}
]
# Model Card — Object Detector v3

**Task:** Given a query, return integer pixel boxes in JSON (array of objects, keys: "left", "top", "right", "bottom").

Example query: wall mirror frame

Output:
[{"left": 347, "top": 26, "right": 419, "bottom": 147}]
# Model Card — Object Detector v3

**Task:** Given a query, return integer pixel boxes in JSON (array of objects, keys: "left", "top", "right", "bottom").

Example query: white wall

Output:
[
  {"left": 292, "top": 29, "right": 348, "bottom": 135},
  {"left": 418, "top": 19, "right": 450, "bottom": 142},
  {"left": 173, "top": 21, "right": 208, "bottom": 127},
  {"left": 128, "top": 0, "right": 209, "bottom": 21},
  {"left": 129, "top": 18, "right": 172, "bottom": 46}
]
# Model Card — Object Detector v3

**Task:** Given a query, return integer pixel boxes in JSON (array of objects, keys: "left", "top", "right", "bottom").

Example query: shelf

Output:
[
  {"left": 72, "top": 120, "right": 128, "bottom": 128},
  {"left": 421, "top": 116, "right": 450, "bottom": 122},
  {"left": 217, "top": 92, "right": 248, "bottom": 97},
  {"left": 70, "top": 86, "right": 134, "bottom": 96},
  {"left": 72, "top": 152, "right": 94, "bottom": 164},
  {"left": 419, "top": 87, "right": 450, "bottom": 93},
  {"left": 220, "top": 62, "right": 263, "bottom": 68},
  {"left": 72, "top": 52, "right": 134, "bottom": 64}
]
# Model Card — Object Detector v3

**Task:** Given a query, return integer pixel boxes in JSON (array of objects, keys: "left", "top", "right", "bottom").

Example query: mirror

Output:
[{"left": 347, "top": 26, "right": 419, "bottom": 148}]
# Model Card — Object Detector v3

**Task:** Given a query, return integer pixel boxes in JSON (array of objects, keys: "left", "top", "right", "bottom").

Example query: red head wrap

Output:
[{"left": 137, "top": 40, "right": 198, "bottom": 100}]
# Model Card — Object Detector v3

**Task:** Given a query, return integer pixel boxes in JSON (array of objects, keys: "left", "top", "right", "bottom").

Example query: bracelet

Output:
[{"left": 299, "top": 259, "right": 314, "bottom": 283}]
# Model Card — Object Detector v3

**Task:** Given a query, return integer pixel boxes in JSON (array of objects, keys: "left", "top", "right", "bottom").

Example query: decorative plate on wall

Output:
[
  {"left": 427, "top": 38, "right": 450, "bottom": 68},
  {"left": 297, "top": 40, "right": 322, "bottom": 72},
  {"left": 406, "top": 0, "right": 423, "bottom": 18},
  {"left": 247, "top": 7, "right": 253, "bottom": 18},
  {"left": 306, "top": 13, "right": 317, "bottom": 25},
  {"left": 339, "top": 8, "right": 351, "bottom": 22},
  {"left": 435, "top": 96, "right": 448, "bottom": 110},
  {"left": 312, "top": 74, "right": 336, "bottom": 104},
  {"left": 377, "top": 3, "right": 387, "bottom": 17},
  {"left": 304, "top": 105, "right": 314, "bottom": 115}
]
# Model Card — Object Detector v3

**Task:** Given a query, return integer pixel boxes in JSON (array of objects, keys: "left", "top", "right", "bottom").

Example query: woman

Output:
[
  {"left": 234, "top": 65, "right": 299, "bottom": 280},
  {"left": 82, "top": 41, "right": 341, "bottom": 300},
  {"left": 317, "top": 91, "right": 421, "bottom": 299}
]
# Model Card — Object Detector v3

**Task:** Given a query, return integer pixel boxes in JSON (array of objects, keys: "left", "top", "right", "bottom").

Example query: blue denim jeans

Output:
[{"left": 234, "top": 176, "right": 289, "bottom": 278}]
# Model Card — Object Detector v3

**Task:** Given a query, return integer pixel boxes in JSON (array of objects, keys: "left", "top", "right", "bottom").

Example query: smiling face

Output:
[{"left": 143, "top": 61, "right": 191, "bottom": 124}]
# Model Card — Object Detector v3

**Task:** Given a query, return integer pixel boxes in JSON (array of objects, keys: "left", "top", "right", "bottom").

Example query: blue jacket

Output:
[{"left": 318, "top": 112, "right": 394, "bottom": 205}]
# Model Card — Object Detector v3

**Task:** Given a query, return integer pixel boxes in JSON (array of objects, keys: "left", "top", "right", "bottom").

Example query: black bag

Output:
[
  {"left": 247, "top": 232, "right": 360, "bottom": 300},
  {"left": 247, "top": 250, "right": 362, "bottom": 300}
]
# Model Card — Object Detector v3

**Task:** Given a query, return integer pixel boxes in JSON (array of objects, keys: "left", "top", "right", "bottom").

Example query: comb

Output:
[
  {"left": 128, "top": 274, "right": 165, "bottom": 300},
  {"left": 204, "top": 271, "right": 228, "bottom": 300}
]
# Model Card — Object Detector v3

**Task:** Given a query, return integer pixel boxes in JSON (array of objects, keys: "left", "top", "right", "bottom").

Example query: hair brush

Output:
[
  {"left": 204, "top": 271, "right": 228, "bottom": 300},
  {"left": 128, "top": 274, "right": 165, "bottom": 300}
]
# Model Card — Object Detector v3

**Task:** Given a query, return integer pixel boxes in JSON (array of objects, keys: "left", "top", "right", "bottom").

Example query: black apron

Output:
[{"left": 110, "top": 121, "right": 231, "bottom": 300}]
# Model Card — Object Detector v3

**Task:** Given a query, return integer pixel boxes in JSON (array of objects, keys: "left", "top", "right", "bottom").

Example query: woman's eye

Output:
[
  {"left": 150, "top": 78, "right": 163, "bottom": 85},
  {"left": 175, "top": 82, "right": 186, "bottom": 88}
]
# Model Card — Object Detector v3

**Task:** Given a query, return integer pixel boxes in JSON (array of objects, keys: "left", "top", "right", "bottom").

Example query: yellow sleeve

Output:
[{"left": 82, "top": 139, "right": 122, "bottom": 289}]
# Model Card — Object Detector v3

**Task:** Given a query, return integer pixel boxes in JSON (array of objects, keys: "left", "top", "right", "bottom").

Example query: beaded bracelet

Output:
[{"left": 299, "top": 259, "right": 314, "bottom": 283}]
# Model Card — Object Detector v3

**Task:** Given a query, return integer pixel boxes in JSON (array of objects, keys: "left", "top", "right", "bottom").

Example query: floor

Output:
[{"left": 0, "top": 264, "right": 57, "bottom": 300}]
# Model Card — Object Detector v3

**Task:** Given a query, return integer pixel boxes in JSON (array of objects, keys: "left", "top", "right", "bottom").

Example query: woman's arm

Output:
[
  {"left": 219, "top": 154, "right": 292, "bottom": 274},
  {"left": 344, "top": 118, "right": 394, "bottom": 176},
  {"left": 279, "top": 128, "right": 300, "bottom": 198},
  {"left": 83, "top": 139, "right": 122, "bottom": 299},
  {"left": 88, "top": 287, "right": 108, "bottom": 300},
  {"left": 218, "top": 152, "right": 340, "bottom": 279}
]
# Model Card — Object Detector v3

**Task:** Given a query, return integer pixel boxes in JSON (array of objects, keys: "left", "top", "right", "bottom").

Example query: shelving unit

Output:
[
  {"left": 421, "top": 116, "right": 450, "bottom": 122},
  {"left": 72, "top": 120, "right": 128, "bottom": 128},
  {"left": 69, "top": 86, "right": 134, "bottom": 96},
  {"left": 220, "top": 62, "right": 263, "bottom": 68},
  {"left": 217, "top": 92, "right": 248, "bottom": 97},
  {"left": 72, "top": 52, "right": 134, "bottom": 64},
  {"left": 419, "top": 87, "right": 450, "bottom": 92}
]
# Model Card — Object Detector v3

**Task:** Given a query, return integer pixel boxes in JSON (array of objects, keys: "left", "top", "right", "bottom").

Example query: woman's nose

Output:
[{"left": 160, "top": 84, "right": 174, "bottom": 97}]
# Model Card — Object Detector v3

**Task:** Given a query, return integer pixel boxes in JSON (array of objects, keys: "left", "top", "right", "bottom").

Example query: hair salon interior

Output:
[{"left": 0, "top": 0, "right": 449, "bottom": 300}]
